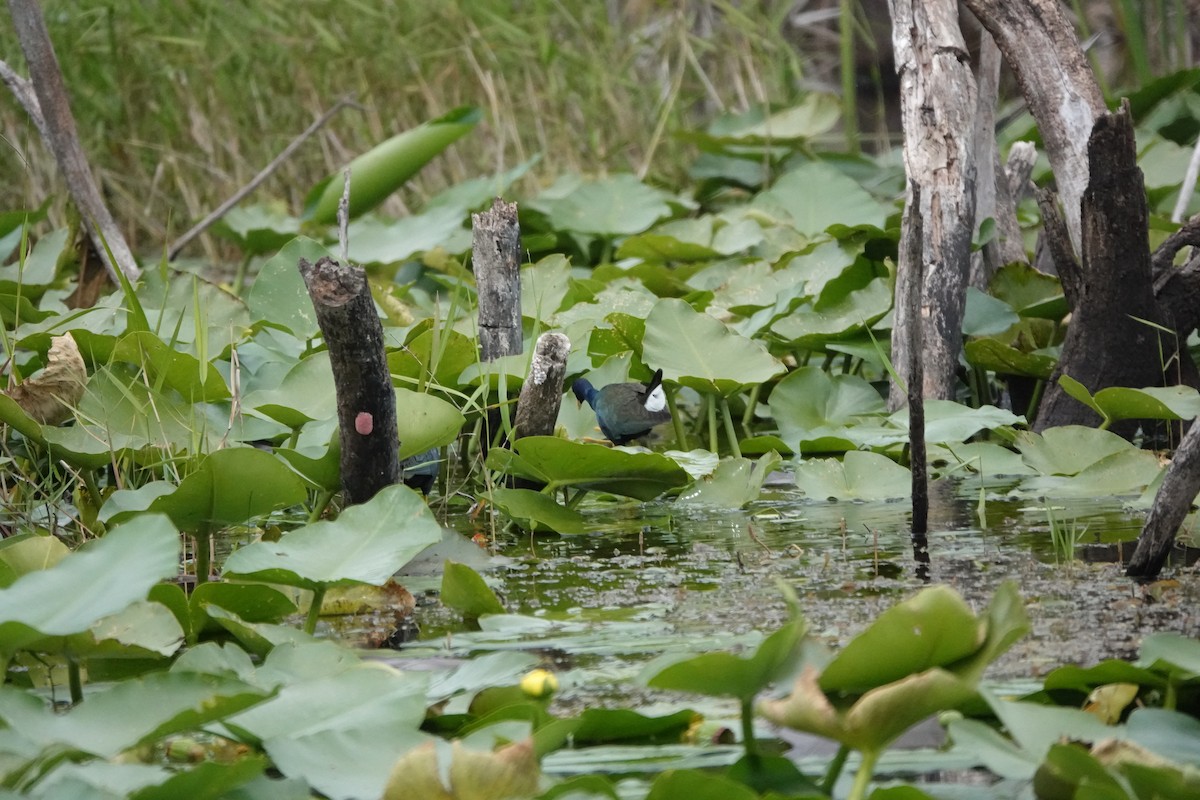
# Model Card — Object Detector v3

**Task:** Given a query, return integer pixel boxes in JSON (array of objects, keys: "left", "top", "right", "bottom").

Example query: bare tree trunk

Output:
[
  {"left": 961, "top": 0, "right": 1106, "bottom": 255},
  {"left": 1127, "top": 418, "right": 1200, "bottom": 578},
  {"left": 7, "top": 0, "right": 139, "bottom": 282},
  {"left": 887, "top": 0, "right": 978, "bottom": 407},
  {"left": 1034, "top": 103, "right": 1168, "bottom": 434}
]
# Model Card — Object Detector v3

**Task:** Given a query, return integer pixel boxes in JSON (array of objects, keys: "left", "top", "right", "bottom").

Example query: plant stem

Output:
[
  {"left": 194, "top": 527, "right": 211, "bottom": 586},
  {"left": 303, "top": 585, "right": 327, "bottom": 635},
  {"left": 707, "top": 396, "right": 719, "bottom": 453},
  {"left": 67, "top": 657, "right": 83, "bottom": 705},
  {"left": 821, "top": 744, "right": 851, "bottom": 795},
  {"left": 739, "top": 697, "right": 758, "bottom": 759},
  {"left": 838, "top": 0, "right": 860, "bottom": 155},
  {"left": 741, "top": 384, "right": 761, "bottom": 429},
  {"left": 565, "top": 488, "right": 588, "bottom": 509},
  {"left": 720, "top": 396, "right": 742, "bottom": 458},
  {"left": 308, "top": 489, "right": 334, "bottom": 523},
  {"left": 847, "top": 748, "right": 879, "bottom": 800},
  {"left": 667, "top": 389, "right": 688, "bottom": 450}
]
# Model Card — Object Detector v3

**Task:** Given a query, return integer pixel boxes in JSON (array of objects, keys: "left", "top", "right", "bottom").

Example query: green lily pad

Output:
[
  {"left": 346, "top": 206, "right": 469, "bottom": 265},
  {"left": 1014, "top": 426, "right": 1135, "bottom": 476},
  {"left": 752, "top": 162, "right": 888, "bottom": 237},
  {"left": 1018, "top": 447, "right": 1162, "bottom": 497},
  {"left": 388, "top": 326, "right": 477, "bottom": 391},
  {"left": 245, "top": 351, "right": 337, "bottom": 428},
  {"left": 0, "top": 533, "right": 70, "bottom": 588},
  {"left": 441, "top": 561, "right": 506, "bottom": 619},
  {"left": 989, "top": 262, "right": 1066, "bottom": 320},
  {"left": 768, "top": 277, "right": 892, "bottom": 349},
  {"left": 0, "top": 671, "right": 265, "bottom": 759},
  {"left": 490, "top": 487, "right": 588, "bottom": 534},
  {"left": 963, "top": 287, "right": 1020, "bottom": 336},
  {"left": 396, "top": 388, "right": 465, "bottom": 461},
  {"left": 642, "top": 298, "right": 784, "bottom": 396},
  {"left": 245, "top": 236, "right": 331, "bottom": 338},
  {"left": 222, "top": 483, "right": 442, "bottom": 590},
  {"left": 675, "top": 452, "right": 782, "bottom": 508},
  {"left": 533, "top": 173, "right": 676, "bottom": 237},
  {"left": 964, "top": 338, "right": 1057, "bottom": 380},
  {"left": 768, "top": 367, "right": 885, "bottom": 452},
  {"left": 123, "top": 448, "right": 309, "bottom": 533},
  {"left": 794, "top": 450, "right": 911, "bottom": 501},
  {"left": 487, "top": 437, "right": 691, "bottom": 501},
  {"left": 214, "top": 204, "right": 301, "bottom": 255},
  {"left": 1060, "top": 375, "right": 1200, "bottom": 423},
  {"left": 643, "top": 586, "right": 806, "bottom": 701},
  {"left": 0, "top": 514, "right": 179, "bottom": 651},
  {"left": 819, "top": 585, "right": 983, "bottom": 693}
]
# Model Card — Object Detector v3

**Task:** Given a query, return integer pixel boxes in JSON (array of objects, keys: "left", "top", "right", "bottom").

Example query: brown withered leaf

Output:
[{"left": 5, "top": 335, "right": 87, "bottom": 425}]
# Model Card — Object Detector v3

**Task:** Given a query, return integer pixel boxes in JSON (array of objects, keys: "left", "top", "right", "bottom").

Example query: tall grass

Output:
[
  {"left": 1, "top": 0, "right": 1190, "bottom": 262},
  {"left": 0, "top": 0, "right": 805, "bottom": 258}
]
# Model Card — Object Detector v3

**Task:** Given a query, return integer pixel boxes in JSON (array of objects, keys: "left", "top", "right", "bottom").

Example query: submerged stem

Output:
[{"left": 194, "top": 526, "right": 212, "bottom": 586}]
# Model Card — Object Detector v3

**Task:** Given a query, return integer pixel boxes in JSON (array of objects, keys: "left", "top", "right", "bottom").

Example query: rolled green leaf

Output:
[{"left": 302, "top": 106, "right": 481, "bottom": 224}]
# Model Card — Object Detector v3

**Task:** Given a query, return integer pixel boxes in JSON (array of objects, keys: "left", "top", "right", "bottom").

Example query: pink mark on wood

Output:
[{"left": 354, "top": 412, "right": 373, "bottom": 435}]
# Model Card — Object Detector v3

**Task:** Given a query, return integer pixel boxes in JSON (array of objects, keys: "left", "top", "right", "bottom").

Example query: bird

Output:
[
  {"left": 400, "top": 447, "right": 440, "bottom": 495},
  {"left": 572, "top": 368, "right": 671, "bottom": 445}
]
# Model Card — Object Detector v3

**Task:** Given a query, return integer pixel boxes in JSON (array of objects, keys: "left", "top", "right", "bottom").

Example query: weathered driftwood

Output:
[
  {"left": 299, "top": 256, "right": 399, "bottom": 505},
  {"left": 513, "top": 333, "right": 570, "bottom": 439},
  {"left": 969, "top": 28, "right": 1004, "bottom": 290},
  {"left": 473, "top": 198, "right": 523, "bottom": 361},
  {"left": 961, "top": 0, "right": 1106, "bottom": 254},
  {"left": 7, "top": 0, "right": 139, "bottom": 282},
  {"left": 1034, "top": 103, "right": 1169, "bottom": 435},
  {"left": 887, "top": 0, "right": 977, "bottom": 406}
]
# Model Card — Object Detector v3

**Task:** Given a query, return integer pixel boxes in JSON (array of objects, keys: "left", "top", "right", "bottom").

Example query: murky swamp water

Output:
[{"left": 363, "top": 478, "right": 1200, "bottom": 790}]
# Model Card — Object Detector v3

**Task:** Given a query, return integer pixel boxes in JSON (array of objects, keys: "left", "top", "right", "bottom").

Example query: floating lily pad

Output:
[
  {"left": 769, "top": 367, "right": 885, "bottom": 453},
  {"left": 487, "top": 437, "right": 690, "bottom": 501},
  {"left": 1014, "top": 426, "right": 1135, "bottom": 476},
  {"left": 989, "top": 261, "right": 1066, "bottom": 320},
  {"left": 441, "top": 561, "right": 506, "bottom": 619},
  {"left": 676, "top": 452, "right": 783, "bottom": 508},
  {"left": 794, "top": 450, "right": 910, "bottom": 501},
  {"left": 768, "top": 277, "right": 892, "bottom": 349}
]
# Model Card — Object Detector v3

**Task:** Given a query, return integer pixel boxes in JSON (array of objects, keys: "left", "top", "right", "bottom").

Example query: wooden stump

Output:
[{"left": 299, "top": 256, "right": 399, "bottom": 505}]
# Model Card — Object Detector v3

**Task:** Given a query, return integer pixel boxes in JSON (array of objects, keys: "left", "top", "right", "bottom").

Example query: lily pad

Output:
[
  {"left": 0, "top": 514, "right": 179, "bottom": 651},
  {"left": 768, "top": 367, "right": 885, "bottom": 452},
  {"left": 1060, "top": 375, "right": 1200, "bottom": 424},
  {"left": 1014, "top": 426, "right": 1135, "bottom": 476},
  {"left": 487, "top": 437, "right": 690, "bottom": 501},
  {"left": 533, "top": 174, "right": 676, "bottom": 237},
  {"left": 642, "top": 298, "right": 784, "bottom": 396},
  {"left": 964, "top": 338, "right": 1057, "bottom": 380},
  {"left": 491, "top": 488, "right": 588, "bottom": 535},
  {"left": 222, "top": 483, "right": 443, "bottom": 589},
  {"left": 752, "top": 162, "right": 888, "bottom": 237},
  {"left": 675, "top": 452, "right": 782, "bottom": 508},
  {"left": 245, "top": 237, "right": 331, "bottom": 338},
  {"left": 794, "top": 451, "right": 911, "bottom": 501}
]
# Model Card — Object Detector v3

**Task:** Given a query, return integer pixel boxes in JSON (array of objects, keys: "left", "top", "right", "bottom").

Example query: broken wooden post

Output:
[
  {"left": 299, "top": 256, "right": 399, "bottom": 505},
  {"left": 513, "top": 333, "right": 570, "bottom": 439},
  {"left": 473, "top": 198, "right": 522, "bottom": 361}
]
